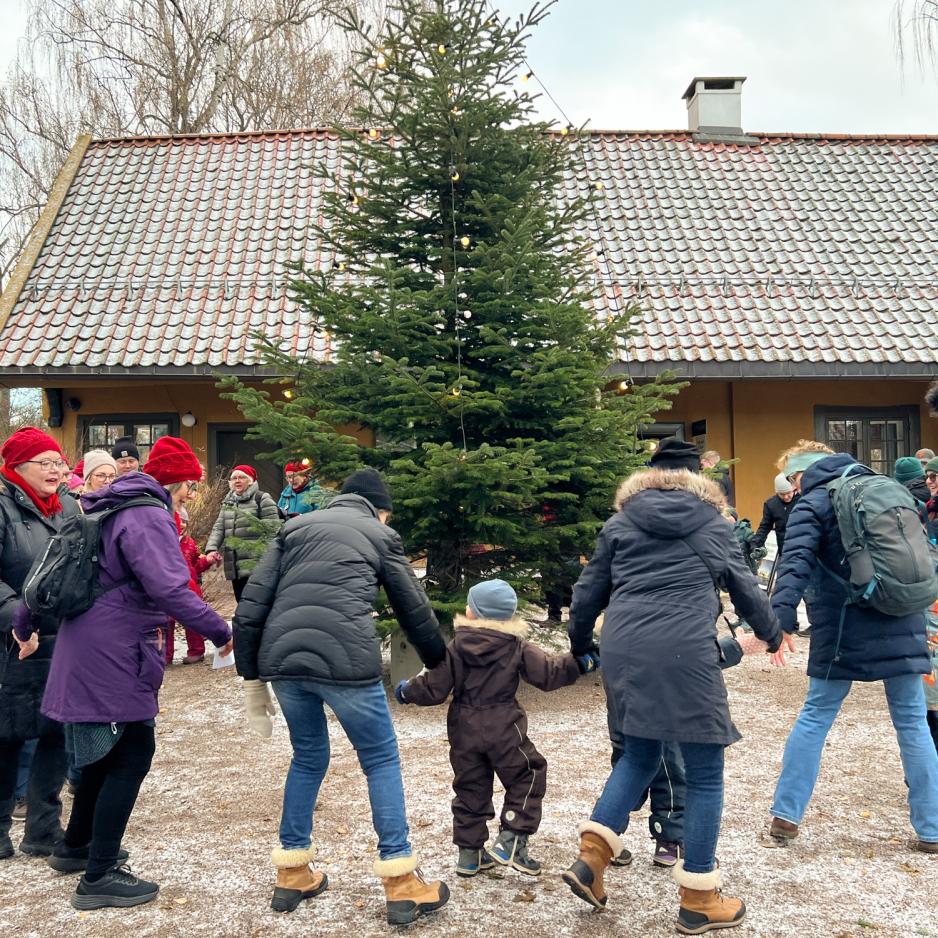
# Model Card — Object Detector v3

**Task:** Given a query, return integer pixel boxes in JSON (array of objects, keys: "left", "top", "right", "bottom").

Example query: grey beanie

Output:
[
  {"left": 773, "top": 472, "right": 793, "bottom": 495},
  {"left": 467, "top": 579, "right": 518, "bottom": 621}
]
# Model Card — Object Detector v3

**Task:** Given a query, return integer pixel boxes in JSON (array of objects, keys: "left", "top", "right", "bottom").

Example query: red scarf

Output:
[{"left": 2, "top": 465, "right": 63, "bottom": 517}]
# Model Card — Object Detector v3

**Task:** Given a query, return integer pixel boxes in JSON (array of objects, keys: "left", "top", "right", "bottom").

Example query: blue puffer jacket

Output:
[{"left": 771, "top": 452, "right": 931, "bottom": 682}]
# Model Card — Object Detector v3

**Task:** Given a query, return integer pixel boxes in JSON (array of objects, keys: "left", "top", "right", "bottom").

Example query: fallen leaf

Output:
[
  {"left": 898, "top": 862, "right": 921, "bottom": 874},
  {"left": 174, "top": 897, "right": 188, "bottom": 905},
  {"left": 336, "top": 825, "right": 349, "bottom": 835},
  {"left": 513, "top": 889, "right": 536, "bottom": 903},
  {"left": 858, "top": 810, "right": 871, "bottom": 819}
]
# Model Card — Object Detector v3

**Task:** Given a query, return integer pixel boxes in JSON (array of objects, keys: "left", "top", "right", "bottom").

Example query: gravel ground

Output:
[{"left": 0, "top": 628, "right": 934, "bottom": 938}]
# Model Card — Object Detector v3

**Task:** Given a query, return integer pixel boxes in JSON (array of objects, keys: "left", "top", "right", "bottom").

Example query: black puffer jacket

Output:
[
  {"left": 233, "top": 493, "right": 445, "bottom": 685},
  {"left": 568, "top": 469, "right": 779, "bottom": 746},
  {"left": 0, "top": 478, "right": 79, "bottom": 740},
  {"left": 751, "top": 493, "right": 799, "bottom": 554}
]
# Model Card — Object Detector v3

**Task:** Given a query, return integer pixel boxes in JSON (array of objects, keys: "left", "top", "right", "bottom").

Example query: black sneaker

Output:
[
  {"left": 12, "top": 797, "right": 26, "bottom": 823},
  {"left": 455, "top": 847, "right": 495, "bottom": 878},
  {"left": 610, "top": 846, "right": 633, "bottom": 868},
  {"left": 48, "top": 843, "right": 130, "bottom": 874},
  {"left": 19, "top": 838, "right": 62, "bottom": 858},
  {"left": 71, "top": 864, "right": 159, "bottom": 910},
  {"left": 0, "top": 835, "right": 13, "bottom": 860},
  {"left": 490, "top": 830, "right": 541, "bottom": 876}
]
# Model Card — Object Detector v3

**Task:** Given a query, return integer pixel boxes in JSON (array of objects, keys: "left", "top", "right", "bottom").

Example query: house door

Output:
[{"left": 209, "top": 425, "right": 282, "bottom": 498}]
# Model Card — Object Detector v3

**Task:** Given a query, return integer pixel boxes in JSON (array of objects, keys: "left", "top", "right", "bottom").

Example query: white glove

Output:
[{"left": 244, "top": 680, "right": 277, "bottom": 738}]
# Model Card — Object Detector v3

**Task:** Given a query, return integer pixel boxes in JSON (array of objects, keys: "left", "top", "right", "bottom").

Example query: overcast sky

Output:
[{"left": 0, "top": 0, "right": 934, "bottom": 134}]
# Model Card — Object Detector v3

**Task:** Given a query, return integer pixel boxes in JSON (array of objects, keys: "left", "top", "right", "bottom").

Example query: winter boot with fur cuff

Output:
[
  {"left": 270, "top": 847, "right": 328, "bottom": 913},
  {"left": 673, "top": 861, "right": 746, "bottom": 934},
  {"left": 561, "top": 821, "right": 622, "bottom": 910},
  {"left": 375, "top": 855, "right": 450, "bottom": 926}
]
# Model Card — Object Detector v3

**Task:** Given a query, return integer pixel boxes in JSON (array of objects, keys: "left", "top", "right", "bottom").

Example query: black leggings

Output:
[{"left": 64, "top": 722, "right": 155, "bottom": 880}]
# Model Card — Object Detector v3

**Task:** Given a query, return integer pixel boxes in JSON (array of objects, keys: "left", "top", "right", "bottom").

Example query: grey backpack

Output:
[{"left": 826, "top": 464, "right": 938, "bottom": 617}]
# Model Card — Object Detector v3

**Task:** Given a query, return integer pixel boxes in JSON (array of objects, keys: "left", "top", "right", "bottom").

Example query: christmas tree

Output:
[{"left": 225, "top": 0, "right": 681, "bottom": 615}]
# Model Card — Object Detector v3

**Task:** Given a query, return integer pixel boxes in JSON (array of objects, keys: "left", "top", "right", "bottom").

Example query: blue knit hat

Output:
[{"left": 467, "top": 579, "right": 518, "bottom": 621}]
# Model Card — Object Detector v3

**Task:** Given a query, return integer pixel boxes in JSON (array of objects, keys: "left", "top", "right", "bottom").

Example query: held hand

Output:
[
  {"left": 243, "top": 680, "right": 277, "bottom": 738},
  {"left": 575, "top": 646, "right": 601, "bottom": 674},
  {"left": 14, "top": 631, "right": 39, "bottom": 660},
  {"left": 217, "top": 639, "right": 234, "bottom": 658},
  {"left": 394, "top": 680, "right": 409, "bottom": 705},
  {"left": 770, "top": 633, "right": 797, "bottom": 667}
]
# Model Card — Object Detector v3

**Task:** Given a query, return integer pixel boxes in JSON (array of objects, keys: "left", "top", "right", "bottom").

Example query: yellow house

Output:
[{"left": 0, "top": 76, "right": 934, "bottom": 516}]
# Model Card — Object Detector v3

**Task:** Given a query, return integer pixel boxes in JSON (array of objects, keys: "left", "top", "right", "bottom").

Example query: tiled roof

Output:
[{"left": 1, "top": 128, "right": 937, "bottom": 377}]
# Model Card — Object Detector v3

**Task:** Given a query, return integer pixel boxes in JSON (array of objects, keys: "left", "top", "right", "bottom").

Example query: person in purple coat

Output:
[{"left": 13, "top": 437, "right": 232, "bottom": 911}]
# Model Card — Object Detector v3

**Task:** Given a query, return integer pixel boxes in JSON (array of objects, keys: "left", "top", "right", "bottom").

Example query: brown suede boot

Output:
[
  {"left": 673, "top": 861, "right": 746, "bottom": 934},
  {"left": 769, "top": 817, "right": 798, "bottom": 841},
  {"left": 270, "top": 847, "right": 328, "bottom": 913},
  {"left": 375, "top": 855, "right": 450, "bottom": 926},
  {"left": 561, "top": 821, "right": 622, "bottom": 910}
]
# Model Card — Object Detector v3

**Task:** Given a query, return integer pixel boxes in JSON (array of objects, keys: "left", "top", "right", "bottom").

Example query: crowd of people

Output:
[{"left": 0, "top": 422, "right": 936, "bottom": 933}]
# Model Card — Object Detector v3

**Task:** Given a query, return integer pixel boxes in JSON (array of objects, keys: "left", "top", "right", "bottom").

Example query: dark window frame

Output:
[
  {"left": 77, "top": 413, "right": 180, "bottom": 459},
  {"left": 813, "top": 405, "right": 920, "bottom": 473}
]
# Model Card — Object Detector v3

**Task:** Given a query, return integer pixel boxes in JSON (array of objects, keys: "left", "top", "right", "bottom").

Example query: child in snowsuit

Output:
[
  {"left": 396, "top": 579, "right": 599, "bottom": 877},
  {"left": 165, "top": 507, "right": 216, "bottom": 664}
]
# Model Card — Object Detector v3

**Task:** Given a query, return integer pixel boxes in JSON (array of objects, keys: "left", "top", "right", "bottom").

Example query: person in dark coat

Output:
[
  {"left": 15, "top": 437, "right": 232, "bottom": 909},
  {"left": 700, "top": 450, "right": 734, "bottom": 506},
  {"left": 562, "top": 437, "right": 782, "bottom": 935},
  {"left": 396, "top": 579, "right": 596, "bottom": 879},
  {"left": 751, "top": 472, "right": 798, "bottom": 557},
  {"left": 768, "top": 447, "right": 938, "bottom": 853},
  {"left": 233, "top": 468, "right": 450, "bottom": 926},
  {"left": 0, "top": 427, "right": 79, "bottom": 861}
]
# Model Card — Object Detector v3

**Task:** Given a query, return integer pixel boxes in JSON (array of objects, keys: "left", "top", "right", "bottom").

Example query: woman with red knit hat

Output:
[
  {"left": 278, "top": 460, "right": 326, "bottom": 519},
  {"left": 14, "top": 435, "right": 232, "bottom": 910},
  {"left": 0, "top": 427, "right": 78, "bottom": 862},
  {"left": 205, "top": 463, "right": 281, "bottom": 602}
]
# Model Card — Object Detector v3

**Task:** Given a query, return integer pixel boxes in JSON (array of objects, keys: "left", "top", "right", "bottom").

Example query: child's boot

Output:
[
  {"left": 270, "top": 847, "right": 328, "bottom": 913},
  {"left": 561, "top": 821, "right": 622, "bottom": 910},
  {"left": 491, "top": 830, "right": 540, "bottom": 875},
  {"left": 374, "top": 855, "right": 450, "bottom": 926},
  {"left": 674, "top": 862, "right": 746, "bottom": 934},
  {"left": 456, "top": 847, "right": 495, "bottom": 878}
]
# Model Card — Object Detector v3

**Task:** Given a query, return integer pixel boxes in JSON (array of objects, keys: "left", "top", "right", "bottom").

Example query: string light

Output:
[
  {"left": 347, "top": 193, "right": 359, "bottom": 205},
  {"left": 521, "top": 71, "right": 533, "bottom": 82},
  {"left": 437, "top": 43, "right": 446, "bottom": 54},
  {"left": 450, "top": 107, "right": 463, "bottom": 116},
  {"left": 451, "top": 386, "right": 461, "bottom": 397},
  {"left": 617, "top": 379, "right": 631, "bottom": 392},
  {"left": 301, "top": 457, "right": 311, "bottom": 467},
  {"left": 376, "top": 52, "right": 388, "bottom": 69},
  {"left": 283, "top": 389, "right": 295, "bottom": 400},
  {"left": 459, "top": 235, "right": 470, "bottom": 248},
  {"left": 593, "top": 181, "right": 604, "bottom": 190},
  {"left": 367, "top": 128, "right": 380, "bottom": 140},
  {"left": 450, "top": 167, "right": 460, "bottom": 182},
  {"left": 332, "top": 260, "right": 345, "bottom": 271}
]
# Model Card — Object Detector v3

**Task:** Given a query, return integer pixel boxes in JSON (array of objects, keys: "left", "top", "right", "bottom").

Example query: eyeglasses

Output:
[
  {"left": 90, "top": 471, "right": 117, "bottom": 483},
  {"left": 926, "top": 472, "right": 938, "bottom": 483},
  {"left": 185, "top": 481, "right": 200, "bottom": 492},
  {"left": 22, "top": 459, "right": 68, "bottom": 472}
]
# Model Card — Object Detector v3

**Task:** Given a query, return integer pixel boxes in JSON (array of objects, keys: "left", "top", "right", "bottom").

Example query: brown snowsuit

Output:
[{"left": 402, "top": 615, "right": 581, "bottom": 848}]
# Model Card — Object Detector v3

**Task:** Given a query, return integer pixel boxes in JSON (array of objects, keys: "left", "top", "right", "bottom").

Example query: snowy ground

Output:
[{"left": 0, "top": 627, "right": 934, "bottom": 938}]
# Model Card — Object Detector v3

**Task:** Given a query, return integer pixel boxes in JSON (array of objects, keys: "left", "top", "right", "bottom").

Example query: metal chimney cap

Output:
[{"left": 681, "top": 76, "right": 747, "bottom": 101}]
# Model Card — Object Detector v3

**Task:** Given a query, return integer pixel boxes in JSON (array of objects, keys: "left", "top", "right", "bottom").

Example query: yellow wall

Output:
[
  {"left": 36, "top": 379, "right": 372, "bottom": 466},
  {"left": 658, "top": 379, "right": 938, "bottom": 521}
]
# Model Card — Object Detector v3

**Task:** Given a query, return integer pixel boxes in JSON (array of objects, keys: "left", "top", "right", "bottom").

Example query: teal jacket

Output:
[{"left": 278, "top": 481, "right": 325, "bottom": 518}]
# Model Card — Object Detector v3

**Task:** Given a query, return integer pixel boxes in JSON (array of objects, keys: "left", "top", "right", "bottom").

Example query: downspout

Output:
[{"left": 728, "top": 381, "right": 736, "bottom": 493}]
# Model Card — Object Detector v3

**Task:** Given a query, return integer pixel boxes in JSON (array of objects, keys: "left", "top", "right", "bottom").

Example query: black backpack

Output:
[{"left": 22, "top": 496, "right": 168, "bottom": 621}]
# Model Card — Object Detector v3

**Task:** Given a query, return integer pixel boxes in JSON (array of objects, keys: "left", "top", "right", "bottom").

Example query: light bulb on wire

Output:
[
  {"left": 437, "top": 43, "right": 446, "bottom": 54},
  {"left": 459, "top": 235, "right": 470, "bottom": 248},
  {"left": 375, "top": 52, "right": 387, "bottom": 68},
  {"left": 367, "top": 128, "right": 380, "bottom": 140},
  {"left": 521, "top": 71, "right": 533, "bottom": 83},
  {"left": 283, "top": 389, "right": 295, "bottom": 400},
  {"left": 450, "top": 167, "right": 460, "bottom": 182}
]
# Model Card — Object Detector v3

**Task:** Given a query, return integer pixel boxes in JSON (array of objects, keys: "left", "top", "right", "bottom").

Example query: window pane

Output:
[{"left": 845, "top": 420, "right": 859, "bottom": 441}]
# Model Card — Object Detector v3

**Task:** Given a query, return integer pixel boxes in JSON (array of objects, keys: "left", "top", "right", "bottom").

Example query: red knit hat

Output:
[
  {"left": 231, "top": 464, "right": 257, "bottom": 482},
  {"left": 1, "top": 426, "right": 63, "bottom": 469},
  {"left": 143, "top": 437, "right": 202, "bottom": 486},
  {"left": 284, "top": 460, "right": 311, "bottom": 473}
]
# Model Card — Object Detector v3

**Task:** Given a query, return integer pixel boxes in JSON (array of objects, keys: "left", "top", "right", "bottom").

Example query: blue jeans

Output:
[
  {"left": 591, "top": 735, "right": 724, "bottom": 873},
  {"left": 272, "top": 680, "right": 412, "bottom": 860},
  {"left": 772, "top": 674, "right": 938, "bottom": 841},
  {"left": 16, "top": 738, "right": 38, "bottom": 799}
]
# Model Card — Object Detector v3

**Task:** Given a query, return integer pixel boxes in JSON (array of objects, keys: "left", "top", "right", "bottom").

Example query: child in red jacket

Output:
[
  {"left": 165, "top": 507, "right": 216, "bottom": 664},
  {"left": 396, "top": 579, "right": 599, "bottom": 878}
]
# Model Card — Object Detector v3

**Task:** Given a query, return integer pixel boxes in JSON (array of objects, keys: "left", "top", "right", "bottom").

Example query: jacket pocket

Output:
[{"left": 137, "top": 632, "right": 166, "bottom": 692}]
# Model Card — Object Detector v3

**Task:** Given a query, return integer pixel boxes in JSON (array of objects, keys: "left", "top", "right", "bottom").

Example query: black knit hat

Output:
[
  {"left": 111, "top": 436, "right": 140, "bottom": 462},
  {"left": 648, "top": 437, "right": 701, "bottom": 473},
  {"left": 340, "top": 468, "right": 393, "bottom": 511}
]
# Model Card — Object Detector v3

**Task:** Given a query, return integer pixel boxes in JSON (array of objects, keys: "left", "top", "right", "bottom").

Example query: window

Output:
[
  {"left": 79, "top": 414, "right": 179, "bottom": 463},
  {"left": 814, "top": 406, "right": 920, "bottom": 476}
]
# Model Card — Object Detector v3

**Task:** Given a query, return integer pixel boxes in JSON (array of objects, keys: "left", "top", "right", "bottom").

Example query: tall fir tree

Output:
[{"left": 225, "top": 0, "right": 681, "bottom": 614}]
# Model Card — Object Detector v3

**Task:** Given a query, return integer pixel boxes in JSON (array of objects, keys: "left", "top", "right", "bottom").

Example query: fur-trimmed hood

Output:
[
  {"left": 613, "top": 468, "right": 726, "bottom": 540},
  {"left": 453, "top": 613, "right": 527, "bottom": 666}
]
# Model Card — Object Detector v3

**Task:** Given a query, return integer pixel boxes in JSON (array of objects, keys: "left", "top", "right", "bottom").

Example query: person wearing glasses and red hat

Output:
[{"left": 277, "top": 460, "right": 326, "bottom": 519}]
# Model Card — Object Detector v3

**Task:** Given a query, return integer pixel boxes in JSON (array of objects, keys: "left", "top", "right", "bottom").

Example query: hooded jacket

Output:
[
  {"left": 233, "top": 493, "right": 445, "bottom": 685},
  {"left": 277, "top": 480, "right": 325, "bottom": 518},
  {"left": 36, "top": 473, "right": 231, "bottom": 724},
  {"left": 403, "top": 615, "right": 580, "bottom": 713},
  {"left": 771, "top": 453, "right": 931, "bottom": 682},
  {"left": 205, "top": 481, "right": 281, "bottom": 580},
  {"left": 568, "top": 469, "right": 779, "bottom": 746},
  {"left": 0, "top": 477, "right": 79, "bottom": 740}
]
